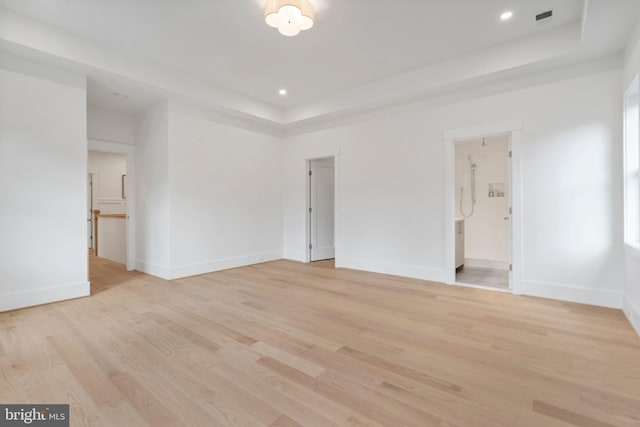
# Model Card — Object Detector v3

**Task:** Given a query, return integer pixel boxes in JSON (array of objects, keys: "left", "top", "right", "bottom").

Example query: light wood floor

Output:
[{"left": 1, "top": 257, "right": 640, "bottom": 427}]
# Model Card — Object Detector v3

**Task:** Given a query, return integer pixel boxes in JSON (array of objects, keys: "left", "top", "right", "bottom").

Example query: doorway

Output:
[
  {"left": 308, "top": 157, "right": 335, "bottom": 262},
  {"left": 88, "top": 150, "right": 128, "bottom": 265},
  {"left": 444, "top": 119, "right": 522, "bottom": 294},
  {"left": 454, "top": 135, "right": 511, "bottom": 290},
  {"left": 87, "top": 139, "right": 135, "bottom": 271}
]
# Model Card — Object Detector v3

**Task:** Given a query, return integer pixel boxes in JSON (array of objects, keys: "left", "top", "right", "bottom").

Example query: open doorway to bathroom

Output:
[{"left": 454, "top": 135, "right": 511, "bottom": 290}]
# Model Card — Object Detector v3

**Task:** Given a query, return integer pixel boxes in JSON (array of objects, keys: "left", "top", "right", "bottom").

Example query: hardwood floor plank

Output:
[
  {"left": 532, "top": 400, "right": 617, "bottom": 427},
  {"left": 46, "top": 334, "right": 123, "bottom": 408},
  {"left": 211, "top": 354, "right": 341, "bottom": 427},
  {"left": 213, "top": 345, "right": 384, "bottom": 427},
  {"left": 0, "top": 256, "right": 638, "bottom": 426},
  {"left": 252, "top": 341, "right": 326, "bottom": 377},
  {"left": 270, "top": 415, "right": 304, "bottom": 427},
  {"left": 75, "top": 300, "right": 274, "bottom": 426},
  {"left": 109, "top": 372, "right": 182, "bottom": 426},
  {"left": 337, "top": 346, "right": 462, "bottom": 395},
  {"left": 258, "top": 356, "right": 443, "bottom": 427}
]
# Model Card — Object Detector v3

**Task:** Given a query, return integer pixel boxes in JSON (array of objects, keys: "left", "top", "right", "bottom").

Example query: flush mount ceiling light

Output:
[
  {"left": 265, "top": 0, "right": 315, "bottom": 37},
  {"left": 279, "top": 88, "right": 288, "bottom": 96},
  {"left": 500, "top": 11, "right": 513, "bottom": 21}
]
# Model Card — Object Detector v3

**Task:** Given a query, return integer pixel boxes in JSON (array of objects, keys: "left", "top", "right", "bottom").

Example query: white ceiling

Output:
[
  {"left": 1, "top": 0, "right": 585, "bottom": 105},
  {"left": 1, "top": 0, "right": 639, "bottom": 127},
  {"left": 87, "top": 76, "right": 162, "bottom": 115}
]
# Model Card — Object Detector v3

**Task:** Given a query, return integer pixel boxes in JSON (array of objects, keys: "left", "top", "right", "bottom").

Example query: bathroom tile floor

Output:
[{"left": 456, "top": 266, "right": 510, "bottom": 290}]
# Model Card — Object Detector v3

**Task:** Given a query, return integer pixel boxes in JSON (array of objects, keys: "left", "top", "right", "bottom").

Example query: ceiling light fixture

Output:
[
  {"left": 500, "top": 11, "right": 513, "bottom": 21},
  {"left": 279, "top": 88, "right": 288, "bottom": 96},
  {"left": 265, "top": 0, "right": 315, "bottom": 37}
]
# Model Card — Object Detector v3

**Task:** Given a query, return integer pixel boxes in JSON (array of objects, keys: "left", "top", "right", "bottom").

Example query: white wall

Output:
[
  {"left": 87, "top": 106, "right": 135, "bottom": 145},
  {"left": 97, "top": 217, "right": 127, "bottom": 265},
  {"left": 0, "top": 64, "right": 89, "bottom": 312},
  {"left": 455, "top": 136, "right": 510, "bottom": 265},
  {"left": 134, "top": 102, "right": 171, "bottom": 277},
  {"left": 283, "top": 69, "right": 624, "bottom": 308},
  {"left": 623, "top": 22, "right": 640, "bottom": 335},
  {"left": 166, "top": 104, "right": 283, "bottom": 279}
]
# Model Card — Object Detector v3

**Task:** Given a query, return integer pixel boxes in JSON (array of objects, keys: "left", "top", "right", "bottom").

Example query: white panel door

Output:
[{"left": 310, "top": 158, "right": 335, "bottom": 261}]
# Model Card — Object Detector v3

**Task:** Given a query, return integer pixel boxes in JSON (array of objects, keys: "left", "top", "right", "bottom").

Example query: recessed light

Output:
[
  {"left": 500, "top": 11, "right": 513, "bottom": 21},
  {"left": 279, "top": 89, "right": 287, "bottom": 96},
  {"left": 113, "top": 92, "right": 128, "bottom": 99}
]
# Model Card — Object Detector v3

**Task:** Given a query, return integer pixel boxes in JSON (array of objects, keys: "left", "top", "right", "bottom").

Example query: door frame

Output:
[
  {"left": 88, "top": 139, "right": 136, "bottom": 271},
  {"left": 443, "top": 119, "right": 523, "bottom": 295},
  {"left": 305, "top": 152, "right": 340, "bottom": 263},
  {"left": 88, "top": 172, "right": 94, "bottom": 249}
]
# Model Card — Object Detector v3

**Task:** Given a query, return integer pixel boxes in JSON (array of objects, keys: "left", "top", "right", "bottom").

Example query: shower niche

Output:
[{"left": 488, "top": 183, "right": 505, "bottom": 198}]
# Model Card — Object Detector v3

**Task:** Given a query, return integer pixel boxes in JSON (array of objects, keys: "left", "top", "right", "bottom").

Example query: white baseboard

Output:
[
  {"left": 338, "top": 257, "right": 449, "bottom": 283},
  {"left": 520, "top": 279, "right": 623, "bottom": 309},
  {"left": 167, "top": 250, "right": 283, "bottom": 280},
  {"left": 135, "top": 260, "right": 171, "bottom": 279},
  {"left": 0, "top": 281, "right": 90, "bottom": 312},
  {"left": 623, "top": 296, "right": 640, "bottom": 338},
  {"left": 463, "top": 258, "right": 509, "bottom": 270},
  {"left": 283, "top": 249, "right": 305, "bottom": 263}
]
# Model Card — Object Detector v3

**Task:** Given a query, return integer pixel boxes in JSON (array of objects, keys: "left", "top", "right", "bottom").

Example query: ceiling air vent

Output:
[{"left": 536, "top": 10, "right": 553, "bottom": 22}]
